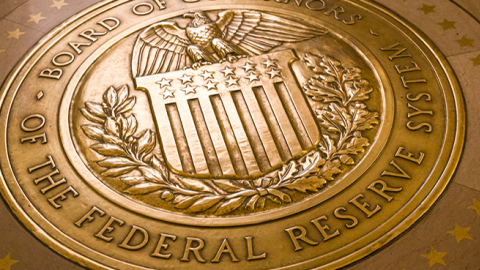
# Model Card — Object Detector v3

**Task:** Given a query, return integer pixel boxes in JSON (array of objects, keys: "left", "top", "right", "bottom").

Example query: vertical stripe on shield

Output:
[
  {"left": 210, "top": 95, "right": 249, "bottom": 177},
  {"left": 165, "top": 103, "right": 195, "bottom": 174},
  {"left": 231, "top": 90, "right": 271, "bottom": 173},
  {"left": 274, "top": 82, "right": 313, "bottom": 150},
  {"left": 188, "top": 99, "right": 223, "bottom": 177}
]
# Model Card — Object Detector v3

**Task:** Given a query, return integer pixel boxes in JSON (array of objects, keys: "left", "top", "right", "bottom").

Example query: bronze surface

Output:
[{"left": 0, "top": 0, "right": 464, "bottom": 269}]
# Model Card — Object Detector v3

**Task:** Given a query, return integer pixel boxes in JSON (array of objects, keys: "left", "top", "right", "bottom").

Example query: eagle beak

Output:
[{"left": 183, "top": 12, "right": 195, "bottom": 19}]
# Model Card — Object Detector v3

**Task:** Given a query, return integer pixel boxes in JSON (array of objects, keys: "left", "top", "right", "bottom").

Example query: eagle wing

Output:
[
  {"left": 132, "top": 22, "right": 192, "bottom": 77},
  {"left": 216, "top": 10, "right": 327, "bottom": 56}
]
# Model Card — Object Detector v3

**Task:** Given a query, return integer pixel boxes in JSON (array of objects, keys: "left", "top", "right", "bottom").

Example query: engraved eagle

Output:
[{"left": 132, "top": 10, "right": 328, "bottom": 77}]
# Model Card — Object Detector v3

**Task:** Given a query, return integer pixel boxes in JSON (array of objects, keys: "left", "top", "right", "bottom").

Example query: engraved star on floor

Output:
[
  {"left": 421, "top": 246, "right": 447, "bottom": 267},
  {"left": 448, "top": 223, "right": 472, "bottom": 243},
  {"left": 51, "top": 0, "right": 68, "bottom": 10},
  {"left": 419, "top": 4, "right": 435, "bottom": 15},
  {"left": 7, "top": 29, "right": 25, "bottom": 39},
  {"left": 28, "top": 13, "right": 46, "bottom": 24},
  {"left": 456, "top": 36, "right": 474, "bottom": 47},
  {"left": 438, "top": 19, "right": 456, "bottom": 30},
  {"left": 468, "top": 198, "right": 480, "bottom": 216},
  {"left": 470, "top": 55, "right": 480, "bottom": 67},
  {"left": 0, "top": 253, "right": 19, "bottom": 270}
]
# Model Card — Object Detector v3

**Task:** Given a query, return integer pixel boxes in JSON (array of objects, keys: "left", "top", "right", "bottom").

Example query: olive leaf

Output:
[
  {"left": 81, "top": 108, "right": 104, "bottom": 124},
  {"left": 279, "top": 176, "right": 326, "bottom": 193},
  {"left": 181, "top": 178, "right": 216, "bottom": 193},
  {"left": 215, "top": 196, "right": 249, "bottom": 215},
  {"left": 98, "top": 157, "right": 138, "bottom": 168},
  {"left": 81, "top": 125, "right": 105, "bottom": 141},
  {"left": 85, "top": 101, "right": 107, "bottom": 118},
  {"left": 124, "top": 182, "right": 164, "bottom": 195},
  {"left": 91, "top": 143, "right": 126, "bottom": 156},
  {"left": 121, "top": 176, "right": 147, "bottom": 186},
  {"left": 104, "top": 86, "right": 118, "bottom": 108},
  {"left": 185, "top": 196, "right": 224, "bottom": 213}
]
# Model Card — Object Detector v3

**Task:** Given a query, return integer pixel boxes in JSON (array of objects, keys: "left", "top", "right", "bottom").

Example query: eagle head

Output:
[{"left": 184, "top": 11, "right": 212, "bottom": 27}]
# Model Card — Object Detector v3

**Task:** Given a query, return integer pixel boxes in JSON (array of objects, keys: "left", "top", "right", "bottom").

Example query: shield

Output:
[{"left": 135, "top": 49, "right": 320, "bottom": 178}]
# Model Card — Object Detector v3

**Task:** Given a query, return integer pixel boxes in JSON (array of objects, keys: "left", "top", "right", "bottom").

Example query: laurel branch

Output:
[{"left": 80, "top": 53, "right": 379, "bottom": 215}]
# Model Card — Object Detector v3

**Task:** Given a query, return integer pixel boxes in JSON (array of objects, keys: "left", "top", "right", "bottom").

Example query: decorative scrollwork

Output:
[{"left": 80, "top": 53, "right": 379, "bottom": 215}]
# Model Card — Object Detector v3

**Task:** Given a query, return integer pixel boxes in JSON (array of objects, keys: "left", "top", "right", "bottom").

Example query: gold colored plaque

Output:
[{"left": 0, "top": 0, "right": 464, "bottom": 269}]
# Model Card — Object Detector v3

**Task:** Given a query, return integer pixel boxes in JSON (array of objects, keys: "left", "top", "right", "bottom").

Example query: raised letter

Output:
[
  {"left": 285, "top": 226, "right": 318, "bottom": 251},
  {"left": 334, "top": 207, "right": 359, "bottom": 228},
  {"left": 151, "top": 233, "right": 177, "bottom": 259},
  {"left": 311, "top": 216, "right": 340, "bottom": 241},
  {"left": 21, "top": 114, "right": 45, "bottom": 132},
  {"left": 48, "top": 186, "right": 79, "bottom": 209},
  {"left": 401, "top": 76, "right": 427, "bottom": 88},
  {"left": 21, "top": 133, "right": 47, "bottom": 144},
  {"left": 407, "top": 92, "right": 431, "bottom": 102},
  {"left": 380, "top": 42, "right": 412, "bottom": 61},
  {"left": 39, "top": 68, "right": 62, "bottom": 80},
  {"left": 95, "top": 216, "right": 125, "bottom": 242},
  {"left": 381, "top": 160, "right": 411, "bottom": 179},
  {"left": 245, "top": 236, "right": 266, "bottom": 261},
  {"left": 52, "top": 52, "right": 74, "bottom": 67},
  {"left": 28, "top": 155, "right": 55, "bottom": 173},
  {"left": 132, "top": 3, "right": 153, "bottom": 15},
  {"left": 324, "top": 5, "right": 345, "bottom": 20},
  {"left": 211, "top": 239, "right": 240, "bottom": 263},
  {"left": 349, "top": 194, "right": 381, "bottom": 218},
  {"left": 69, "top": 42, "right": 91, "bottom": 55},
  {"left": 367, "top": 180, "right": 402, "bottom": 202},
  {"left": 34, "top": 169, "right": 66, "bottom": 194},
  {"left": 75, "top": 206, "right": 106, "bottom": 227},
  {"left": 342, "top": 14, "right": 362, "bottom": 25},
  {"left": 79, "top": 29, "right": 107, "bottom": 42},
  {"left": 407, "top": 103, "right": 433, "bottom": 118},
  {"left": 407, "top": 121, "right": 432, "bottom": 133},
  {"left": 305, "top": 0, "right": 326, "bottom": 10},
  {"left": 181, "top": 237, "right": 206, "bottom": 262},
  {"left": 395, "top": 61, "right": 421, "bottom": 74},
  {"left": 97, "top": 17, "right": 120, "bottom": 31},
  {"left": 395, "top": 147, "right": 425, "bottom": 164},
  {"left": 119, "top": 225, "right": 149, "bottom": 250}
]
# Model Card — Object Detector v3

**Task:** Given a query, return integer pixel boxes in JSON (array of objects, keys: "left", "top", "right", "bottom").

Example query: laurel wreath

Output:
[{"left": 80, "top": 53, "right": 379, "bottom": 215}]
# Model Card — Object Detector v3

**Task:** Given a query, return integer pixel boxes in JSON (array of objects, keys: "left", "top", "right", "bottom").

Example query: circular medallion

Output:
[{"left": 0, "top": 0, "right": 464, "bottom": 269}]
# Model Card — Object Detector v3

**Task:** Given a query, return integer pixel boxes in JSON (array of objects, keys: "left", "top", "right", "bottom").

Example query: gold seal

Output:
[{"left": 0, "top": 0, "right": 464, "bottom": 269}]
